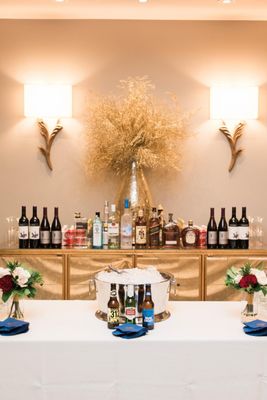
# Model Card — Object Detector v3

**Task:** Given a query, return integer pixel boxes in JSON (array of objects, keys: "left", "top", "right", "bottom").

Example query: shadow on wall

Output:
[{"left": 0, "top": 71, "right": 23, "bottom": 133}]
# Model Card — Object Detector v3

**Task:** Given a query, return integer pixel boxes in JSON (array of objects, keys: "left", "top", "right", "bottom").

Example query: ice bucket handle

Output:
[{"left": 170, "top": 276, "right": 179, "bottom": 297}]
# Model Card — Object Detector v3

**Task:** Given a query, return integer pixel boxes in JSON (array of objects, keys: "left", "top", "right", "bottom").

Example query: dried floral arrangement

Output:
[{"left": 85, "top": 77, "right": 189, "bottom": 177}]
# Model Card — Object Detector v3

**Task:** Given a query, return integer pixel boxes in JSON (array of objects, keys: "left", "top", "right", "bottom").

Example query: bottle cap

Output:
[
  {"left": 74, "top": 212, "right": 81, "bottom": 218},
  {"left": 152, "top": 207, "right": 157, "bottom": 212},
  {"left": 95, "top": 212, "right": 100, "bottom": 217},
  {"left": 188, "top": 220, "right": 193, "bottom": 226},
  {"left": 124, "top": 199, "right": 129, "bottom": 209},
  {"left": 158, "top": 204, "right": 164, "bottom": 211}
]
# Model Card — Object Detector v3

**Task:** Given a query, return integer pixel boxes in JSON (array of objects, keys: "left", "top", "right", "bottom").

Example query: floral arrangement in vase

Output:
[
  {"left": 85, "top": 77, "right": 189, "bottom": 214},
  {"left": 225, "top": 263, "right": 267, "bottom": 319},
  {"left": 0, "top": 261, "right": 43, "bottom": 319}
]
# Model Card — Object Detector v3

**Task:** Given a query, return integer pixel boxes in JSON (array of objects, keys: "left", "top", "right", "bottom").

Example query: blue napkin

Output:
[
  {"left": 112, "top": 323, "right": 148, "bottom": 339},
  {"left": 0, "top": 318, "right": 29, "bottom": 336},
  {"left": 243, "top": 319, "right": 267, "bottom": 336}
]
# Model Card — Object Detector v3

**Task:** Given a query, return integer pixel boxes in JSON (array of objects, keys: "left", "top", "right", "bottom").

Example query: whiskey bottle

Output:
[
  {"left": 135, "top": 209, "right": 147, "bottom": 249},
  {"left": 108, "top": 204, "right": 120, "bottom": 249},
  {"left": 149, "top": 207, "right": 160, "bottom": 249},
  {"left": 163, "top": 213, "right": 180, "bottom": 248},
  {"left": 157, "top": 204, "right": 165, "bottom": 247},
  {"left": 181, "top": 220, "right": 199, "bottom": 248},
  {"left": 107, "top": 283, "right": 120, "bottom": 329}
]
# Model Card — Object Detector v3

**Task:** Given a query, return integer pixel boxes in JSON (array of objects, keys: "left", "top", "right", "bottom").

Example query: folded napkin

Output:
[
  {"left": 0, "top": 317, "right": 29, "bottom": 336},
  {"left": 243, "top": 319, "right": 267, "bottom": 336},
  {"left": 112, "top": 323, "right": 148, "bottom": 339}
]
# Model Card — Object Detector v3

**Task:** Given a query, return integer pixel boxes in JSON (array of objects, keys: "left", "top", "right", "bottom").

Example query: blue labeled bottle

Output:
[
  {"left": 93, "top": 212, "right": 103, "bottom": 249},
  {"left": 142, "top": 284, "right": 154, "bottom": 330}
]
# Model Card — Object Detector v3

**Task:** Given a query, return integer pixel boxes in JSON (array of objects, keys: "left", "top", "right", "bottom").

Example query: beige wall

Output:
[{"left": 0, "top": 20, "right": 267, "bottom": 246}]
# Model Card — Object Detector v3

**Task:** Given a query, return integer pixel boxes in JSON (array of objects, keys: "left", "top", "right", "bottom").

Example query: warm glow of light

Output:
[
  {"left": 210, "top": 86, "right": 258, "bottom": 120},
  {"left": 24, "top": 84, "right": 72, "bottom": 118}
]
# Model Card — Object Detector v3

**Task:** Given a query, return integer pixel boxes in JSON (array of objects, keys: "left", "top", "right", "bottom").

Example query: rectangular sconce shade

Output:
[
  {"left": 210, "top": 86, "right": 258, "bottom": 120},
  {"left": 24, "top": 84, "right": 72, "bottom": 118}
]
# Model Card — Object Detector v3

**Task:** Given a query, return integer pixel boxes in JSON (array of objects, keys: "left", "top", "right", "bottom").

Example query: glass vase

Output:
[
  {"left": 241, "top": 292, "right": 258, "bottom": 322},
  {"left": 8, "top": 295, "right": 24, "bottom": 320}
]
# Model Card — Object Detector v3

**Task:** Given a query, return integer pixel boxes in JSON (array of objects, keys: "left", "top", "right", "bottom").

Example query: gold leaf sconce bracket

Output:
[
  {"left": 37, "top": 118, "right": 63, "bottom": 171},
  {"left": 219, "top": 121, "right": 245, "bottom": 172}
]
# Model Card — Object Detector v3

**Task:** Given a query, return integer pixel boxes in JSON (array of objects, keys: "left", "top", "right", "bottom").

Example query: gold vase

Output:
[
  {"left": 8, "top": 295, "right": 24, "bottom": 320},
  {"left": 115, "top": 161, "right": 153, "bottom": 218}
]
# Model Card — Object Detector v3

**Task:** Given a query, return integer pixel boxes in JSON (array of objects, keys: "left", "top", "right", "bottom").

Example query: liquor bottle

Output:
[
  {"left": 163, "top": 213, "right": 180, "bottom": 248},
  {"left": 29, "top": 206, "right": 40, "bottom": 249},
  {"left": 181, "top": 220, "right": 199, "bottom": 248},
  {"left": 135, "top": 209, "right": 147, "bottom": 249},
  {"left": 93, "top": 212, "right": 103, "bottom": 249},
  {"left": 218, "top": 208, "right": 228, "bottom": 249},
  {"left": 239, "top": 207, "right": 249, "bottom": 249},
  {"left": 125, "top": 285, "right": 137, "bottom": 324},
  {"left": 74, "top": 212, "right": 87, "bottom": 248},
  {"left": 51, "top": 207, "right": 62, "bottom": 249},
  {"left": 40, "top": 207, "right": 50, "bottom": 249},
  {"left": 118, "top": 284, "right": 125, "bottom": 314},
  {"left": 207, "top": 208, "right": 217, "bottom": 249},
  {"left": 228, "top": 207, "right": 239, "bottom": 249},
  {"left": 120, "top": 199, "right": 132, "bottom": 250},
  {"left": 157, "top": 204, "right": 165, "bottom": 247},
  {"left": 18, "top": 206, "right": 29, "bottom": 249},
  {"left": 108, "top": 204, "right": 120, "bottom": 249},
  {"left": 142, "top": 284, "right": 154, "bottom": 330},
  {"left": 103, "top": 200, "right": 109, "bottom": 250},
  {"left": 107, "top": 283, "right": 120, "bottom": 329},
  {"left": 149, "top": 207, "right": 160, "bottom": 249}
]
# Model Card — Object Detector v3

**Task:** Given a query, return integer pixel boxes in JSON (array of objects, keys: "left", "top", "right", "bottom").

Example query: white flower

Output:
[
  {"left": 12, "top": 267, "right": 31, "bottom": 287},
  {"left": 234, "top": 274, "right": 242, "bottom": 284},
  {"left": 251, "top": 268, "right": 267, "bottom": 285},
  {"left": 0, "top": 267, "right": 10, "bottom": 278}
]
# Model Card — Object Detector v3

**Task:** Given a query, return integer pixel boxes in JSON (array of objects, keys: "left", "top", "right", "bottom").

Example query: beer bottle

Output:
[
  {"left": 107, "top": 283, "right": 120, "bottom": 329},
  {"left": 125, "top": 285, "right": 137, "bottom": 324},
  {"left": 142, "top": 284, "right": 155, "bottom": 330}
]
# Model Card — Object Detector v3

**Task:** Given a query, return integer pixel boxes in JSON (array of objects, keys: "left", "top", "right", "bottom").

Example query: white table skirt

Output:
[{"left": 0, "top": 300, "right": 267, "bottom": 400}]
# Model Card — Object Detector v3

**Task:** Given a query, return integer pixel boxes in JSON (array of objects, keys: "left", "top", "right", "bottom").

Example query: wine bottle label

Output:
[
  {"left": 208, "top": 231, "right": 217, "bottom": 245},
  {"left": 185, "top": 231, "right": 196, "bottom": 245},
  {"left": 40, "top": 230, "right": 50, "bottom": 244},
  {"left": 108, "top": 223, "right": 119, "bottom": 236},
  {"left": 142, "top": 308, "right": 154, "bottom": 326},
  {"left": 239, "top": 226, "right": 249, "bottom": 240},
  {"left": 228, "top": 226, "right": 239, "bottom": 240},
  {"left": 18, "top": 226, "right": 28, "bottom": 239},
  {"left": 93, "top": 224, "right": 102, "bottom": 247},
  {"left": 219, "top": 231, "right": 228, "bottom": 245},
  {"left": 125, "top": 307, "right": 136, "bottom": 320},
  {"left": 165, "top": 240, "right": 177, "bottom": 245},
  {"left": 107, "top": 308, "right": 120, "bottom": 324},
  {"left": 136, "top": 226, "right": 147, "bottom": 244},
  {"left": 52, "top": 231, "right": 62, "bottom": 244},
  {"left": 29, "top": 226, "right": 40, "bottom": 240}
]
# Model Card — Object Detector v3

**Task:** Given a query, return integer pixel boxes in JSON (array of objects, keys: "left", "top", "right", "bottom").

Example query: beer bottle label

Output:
[
  {"left": 125, "top": 306, "right": 136, "bottom": 321},
  {"left": 142, "top": 309, "right": 154, "bottom": 327},
  {"left": 107, "top": 308, "right": 120, "bottom": 324}
]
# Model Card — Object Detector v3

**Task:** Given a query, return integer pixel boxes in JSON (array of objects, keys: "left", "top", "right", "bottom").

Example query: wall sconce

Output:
[
  {"left": 210, "top": 85, "right": 258, "bottom": 172},
  {"left": 24, "top": 84, "right": 72, "bottom": 170}
]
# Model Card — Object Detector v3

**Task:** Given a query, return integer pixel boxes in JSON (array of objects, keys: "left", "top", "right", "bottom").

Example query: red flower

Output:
[
  {"left": 0, "top": 275, "right": 14, "bottom": 293},
  {"left": 239, "top": 274, "right": 258, "bottom": 288}
]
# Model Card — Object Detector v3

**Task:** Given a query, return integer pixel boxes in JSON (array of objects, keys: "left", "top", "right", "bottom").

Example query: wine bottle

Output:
[
  {"left": 18, "top": 206, "right": 29, "bottom": 249},
  {"left": 218, "top": 208, "right": 228, "bottom": 249},
  {"left": 51, "top": 207, "right": 62, "bottom": 249},
  {"left": 228, "top": 207, "right": 239, "bottom": 249},
  {"left": 207, "top": 208, "right": 217, "bottom": 249},
  {"left": 29, "top": 206, "right": 40, "bottom": 249},
  {"left": 40, "top": 207, "right": 51, "bottom": 249},
  {"left": 239, "top": 207, "right": 249, "bottom": 249}
]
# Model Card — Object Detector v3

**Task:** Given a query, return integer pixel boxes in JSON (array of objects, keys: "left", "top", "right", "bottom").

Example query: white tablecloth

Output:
[{"left": 0, "top": 300, "right": 267, "bottom": 400}]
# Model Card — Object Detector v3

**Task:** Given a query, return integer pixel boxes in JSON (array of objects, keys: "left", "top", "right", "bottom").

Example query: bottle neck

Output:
[
  {"left": 210, "top": 208, "right": 214, "bottom": 218},
  {"left": 43, "top": 208, "right": 47, "bottom": 218},
  {"left": 221, "top": 208, "right": 225, "bottom": 218},
  {"left": 21, "top": 206, "right": 26, "bottom": 217},
  {"left": 242, "top": 207, "right": 247, "bottom": 218},
  {"left": 32, "top": 207, "right": 37, "bottom": 218},
  {"left": 54, "top": 208, "right": 59, "bottom": 218},
  {"left": 232, "top": 207, "right": 236, "bottom": 218}
]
